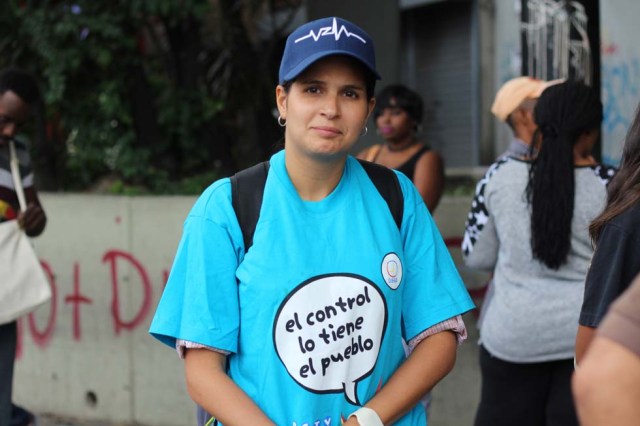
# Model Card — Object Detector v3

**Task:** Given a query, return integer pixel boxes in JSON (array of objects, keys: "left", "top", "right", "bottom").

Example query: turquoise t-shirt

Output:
[{"left": 150, "top": 151, "right": 474, "bottom": 426}]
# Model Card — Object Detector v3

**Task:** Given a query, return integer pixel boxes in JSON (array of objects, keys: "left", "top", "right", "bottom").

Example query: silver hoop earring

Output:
[
  {"left": 277, "top": 116, "right": 286, "bottom": 127},
  {"left": 361, "top": 126, "right": 368, "bottom": 137}
]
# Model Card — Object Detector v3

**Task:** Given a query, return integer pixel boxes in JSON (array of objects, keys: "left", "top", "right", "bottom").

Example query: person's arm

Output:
[
  {"left": 576, "top": 221, "right": 638, "bottom": 364},
  {"left": 20, "top": 187, "right": 46, "bottom": 237},
  {"left": 413, "top": 150, "right": 444, "bottom": 213},
  {"left": 461, "top": 167, "right": 499, "bottom": 271},
  {"left": 344, "top": 330, "right": 457, "bottom": 425},
  {"left": 572, "top": 336, "right": 640, "bottom": 426},
  {"left": 184, "top": 348, "right": 276, "bottom": 426},
  {"left": 574, "top": 324, "right": 597, "bottom": 366}
]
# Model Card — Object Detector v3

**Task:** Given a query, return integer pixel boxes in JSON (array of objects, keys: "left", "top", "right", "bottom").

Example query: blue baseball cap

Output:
[{"left": 278, "top": 17, "right": 381, "bottom": 85}]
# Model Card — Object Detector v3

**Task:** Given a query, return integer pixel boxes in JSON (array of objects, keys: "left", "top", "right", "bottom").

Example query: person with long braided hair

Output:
[{"left": 462, "top": 80, "right": 616, "bottom": 426}]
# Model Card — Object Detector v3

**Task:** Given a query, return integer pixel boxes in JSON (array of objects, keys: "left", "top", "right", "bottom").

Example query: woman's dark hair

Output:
[
  {"left": 526, "top": 80, "right": 603, "bottom": 269},
  {"left": 589, "top": 103, "right": 640, "bottom": 241},
  {"left": 281, "top": 55, "right": 377, "bottom": 100},
  {"left": 373, "top": 84, "right": 423, "bottom": 124}
]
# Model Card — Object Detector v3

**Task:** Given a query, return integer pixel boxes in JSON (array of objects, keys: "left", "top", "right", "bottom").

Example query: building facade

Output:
[{"left": 309, "top": 0, "right": 640, "bottom": 169}]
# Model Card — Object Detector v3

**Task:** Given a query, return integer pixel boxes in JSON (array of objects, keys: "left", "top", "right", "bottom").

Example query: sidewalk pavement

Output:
[{"left": 37, "top": 416, "right": 118, "bottom": 426}]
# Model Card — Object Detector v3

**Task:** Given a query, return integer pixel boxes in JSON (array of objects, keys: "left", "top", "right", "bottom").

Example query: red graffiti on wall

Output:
[
  {"left": 16, "top": 249, "right": 165, "bottom": 359},
  {"left": 28, "top": 261, "right": 57, "bottom": 348},
  {"left": 17, "top": 238, "right": 487, "bottom": 358},
  {"left": 64, "top": 262, "right": 93, "bottom": 340},
  {"left": 103, "top": 250, "right": 153, "bottom": 335}
]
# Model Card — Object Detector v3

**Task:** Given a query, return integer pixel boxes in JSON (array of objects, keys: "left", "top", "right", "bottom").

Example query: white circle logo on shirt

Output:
[{"left": 381, "top": 253, "right": 402, "bottom": 290}]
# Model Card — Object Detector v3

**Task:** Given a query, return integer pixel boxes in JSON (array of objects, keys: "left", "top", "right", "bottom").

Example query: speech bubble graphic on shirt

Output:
[{"left": 273, "top": 274, "right": 387, "bottom": 406}]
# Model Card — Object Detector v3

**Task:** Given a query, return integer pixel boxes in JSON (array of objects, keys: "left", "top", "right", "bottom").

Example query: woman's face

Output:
[
  {"left": 375, "top": 102, "right": 414, "bottom": 143},
  {"left": 276, "top": 56, "right": 375, "bottom": 161},
  {"left": 0, "top": 91, "right": 30, "bottom": 146}
]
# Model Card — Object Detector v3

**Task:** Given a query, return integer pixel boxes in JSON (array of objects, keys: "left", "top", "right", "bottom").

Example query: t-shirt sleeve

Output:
[
  {"left": 397, "top": 174, "right": 475, "bottom": 341},
  {"left": 461, "top": 161, "right": 504, "bottom": 271},
  {"left": 579, "top": 221, "right": 640, "bottom": 327},
  {"left": 149, "top": 179, "right": 244, "bottom": 353}
]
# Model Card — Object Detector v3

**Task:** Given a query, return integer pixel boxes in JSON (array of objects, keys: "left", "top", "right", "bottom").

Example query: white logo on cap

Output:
[{"left": 295, "top": 18, "right": 366, "bottom": 44}]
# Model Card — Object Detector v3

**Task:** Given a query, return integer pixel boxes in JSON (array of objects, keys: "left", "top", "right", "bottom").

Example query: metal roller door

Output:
[{"left": 402, "top": 0, "right": 475, "bottom": 167}]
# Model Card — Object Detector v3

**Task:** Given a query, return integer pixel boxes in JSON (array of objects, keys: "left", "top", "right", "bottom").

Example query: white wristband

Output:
[{"left": 348, "top": 407, "right": 384, "bottom": 426}]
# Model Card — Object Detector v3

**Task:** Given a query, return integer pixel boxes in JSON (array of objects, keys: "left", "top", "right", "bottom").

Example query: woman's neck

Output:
[
  {"left": 573, "top": 146, "right": 597, "bottom": 166},
  {"left": 285, "top": 150, "right": 346, "bottom": 201},
  {"left": 386, "top": 136, "right": 417, "bottom": 152},
  {"left": 574, "top": 154, "right": 597, "bottom": 166}
]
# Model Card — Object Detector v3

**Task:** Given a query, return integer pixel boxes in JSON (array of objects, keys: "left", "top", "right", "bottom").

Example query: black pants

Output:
[
  {"left": 474, "top": 345, "right": 578, "bottom": 426},
  {"left": 0, "top": 321, "right": 17, "bottom": 426}
]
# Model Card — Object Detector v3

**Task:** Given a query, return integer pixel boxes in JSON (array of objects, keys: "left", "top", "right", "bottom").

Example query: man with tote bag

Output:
[{"left": 0, "top": 68, "right": 49, "bottom": 426}]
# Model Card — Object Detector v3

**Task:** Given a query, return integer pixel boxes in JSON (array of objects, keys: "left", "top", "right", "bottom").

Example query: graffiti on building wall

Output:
[
  {"left": 521, "top": 0, "right": 592, "bottom": 84},
  {"left": 15, "top": 249, "right": 169, "bottom": 359},
  {"left": 16, "top": 239, "right": 482, "bottom": 359},
  {"left": 601, "top": 48, "right": 640, "bottom": 165},
  {"left": 498, "top": 41, "right": 521, "bottom": 84}
]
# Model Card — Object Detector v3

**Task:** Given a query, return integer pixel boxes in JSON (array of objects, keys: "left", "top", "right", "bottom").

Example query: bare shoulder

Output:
[
  {"left": 417, "top": 148, "right": 443, "bottom": 170},
  {"left": 356, "top": 144, "right": 382, "bottom": 161},
  {"left": 356, "top": 145, "right": 371, "bottom": 160}
]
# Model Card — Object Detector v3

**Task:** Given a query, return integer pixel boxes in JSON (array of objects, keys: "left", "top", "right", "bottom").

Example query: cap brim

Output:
[{"left": 280, "top": 50, "right": 381, "bottom": 84}]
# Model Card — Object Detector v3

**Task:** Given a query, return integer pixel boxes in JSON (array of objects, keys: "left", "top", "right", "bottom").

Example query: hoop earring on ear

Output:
[
  {"left": 277, "top": 116, "right": 286, "bottom": 127},
  {"left": 361, "top": 126, "right": 368, "bottom": 137}
]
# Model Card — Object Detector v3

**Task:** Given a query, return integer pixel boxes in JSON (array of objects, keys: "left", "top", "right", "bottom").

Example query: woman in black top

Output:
[
  {"left": 575, "top": 102, "right": 640, "bottom": 365},
  {"left": 357, "top": 84, "right": 444, "bottom": 212}
]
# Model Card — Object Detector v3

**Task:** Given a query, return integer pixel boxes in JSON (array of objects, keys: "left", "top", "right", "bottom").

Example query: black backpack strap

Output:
[
  {"left": 230, "top": 159, "right": 402, "bottom": 253},
  {"left": 230, "top": 161, "right": 270, "bottom": 252},
  {"left": 357, "top": 159, "right": 404, "bottom": 230}
]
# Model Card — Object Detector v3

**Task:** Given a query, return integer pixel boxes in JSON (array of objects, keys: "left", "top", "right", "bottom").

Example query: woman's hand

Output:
[
  {"left": 185, "top": 349, "right": 276, "bottom": 426},
  {"left": 365, "top": 330, "right": 457, "bottom": 424},
  {"left": 343, "top": 417, "right": 361, "bottom": 426},
  {"left": 18, "top": 202, "right": 46, "bottom": 237}
]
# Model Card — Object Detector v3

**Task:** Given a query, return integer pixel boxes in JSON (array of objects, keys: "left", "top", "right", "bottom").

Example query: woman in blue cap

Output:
[{"left": 150, "top": 17, "right": 473, "bottom": 426}]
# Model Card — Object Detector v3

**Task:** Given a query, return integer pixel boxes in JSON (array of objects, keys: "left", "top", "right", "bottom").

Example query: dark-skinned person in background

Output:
[
  {"left": 462, "top": 81, "right": 615, "bottom": 426},
  {"left": 0, "top": 68, "right": 47, "bottom": 426},
  {"left": 357, "top": 84, "right": 444, "bottom": 213}
]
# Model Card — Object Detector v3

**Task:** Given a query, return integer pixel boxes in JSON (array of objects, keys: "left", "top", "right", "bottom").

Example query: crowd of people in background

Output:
[{"left": 2, "top": 14, "right": 639, "bottom": 426}]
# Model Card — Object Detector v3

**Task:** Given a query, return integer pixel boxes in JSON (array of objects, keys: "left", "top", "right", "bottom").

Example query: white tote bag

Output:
[{"left": 0, "top": 141, "right": 51, "bottom": 325}]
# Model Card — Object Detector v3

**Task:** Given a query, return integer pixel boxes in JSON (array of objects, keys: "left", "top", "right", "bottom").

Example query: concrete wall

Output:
[
  {"left": 13, "top": 193, "right": 488, "bottom": 425},
  {"left": 14, "top": 195, "right": 196, "bottom": 425}
]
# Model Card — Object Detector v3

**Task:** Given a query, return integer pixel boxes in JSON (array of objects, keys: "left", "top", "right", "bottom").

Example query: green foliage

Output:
[
  {"left": 1, "top": 0, "right": 300, "bottom": 193},
  {"left": 0, "top": 0, "right": 234, "bottom": 193}
]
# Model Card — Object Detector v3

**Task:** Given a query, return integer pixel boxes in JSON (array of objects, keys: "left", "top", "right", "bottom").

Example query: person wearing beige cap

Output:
[
  {"left": 492, "top": 76, "right": 564, "bottom": 159},
  {"left": 474, "top": 76, "right": 565, "bottom": 336},
  {"left": 463, "top": 81, "right": 615, "bottom": 426}
]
